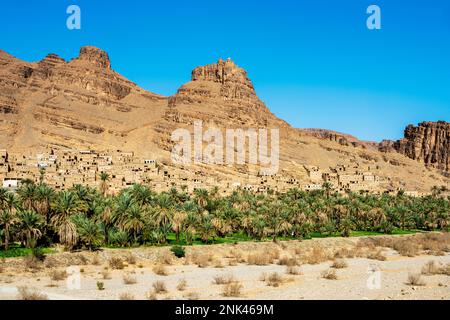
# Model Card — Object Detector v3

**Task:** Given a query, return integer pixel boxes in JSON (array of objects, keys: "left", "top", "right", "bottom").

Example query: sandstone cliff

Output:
[{"left": 392, "top": 121, "right": 449, "bottom": 171}]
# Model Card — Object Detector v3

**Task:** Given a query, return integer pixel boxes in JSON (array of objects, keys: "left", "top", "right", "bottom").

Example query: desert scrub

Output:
[
  {"left": 261, "top": 272, "right": 283, "bottom": 287},
  {"left": 286, "top": 266, "right": 302, "bottom": 275},
  {"left": 222, "top": 281, "right": 243, "bottom": 297},
  {"left": 176, "top": 279, "right": 187, "bottom": 291},
  {"left": 247, "top": 253, "right": 271, "bottom": 266},
  {"left": 321, "top": 269, "right": 338, "bottom": 280},
  {"left": 421, "top": 260, "right": 441, "bottom": 275},
  {"left": 49, "top": 269, "right": 68, "bottom": 281},
  {"left": 406, "top": 273, "right": 425, "bottom": 286},
  {"left": 124, "top": 253, "right": 136, "bottom": 265},
  {"left": 101, "top": 270, "right": 112, "bottom": 279},
  {"left": 17, "top": 286, "right": 48, "bottom": 300},
  {"left": 278, "top": 256, "right": 299, "bottom": 267},
  {"left": 367, "top": 249, "right": 387, "bottom": 261},
  {"left": 191, "top": 253, "right": 214, "bottom": 268},
  {"left": 331, "top": 259, "right": 348, "bottom": 269},
  {"left": 213, "top": 274, "right": 236, "bottom": 285},
  {"left": 109, "top": 257, "right": 124, "bottom": 270},
  {"left": 123, "top": 273, "right": 137, "bottom": 285},
  {"left": 152, "top": 280, "right": 167, "bottom": 294},
  {"left": 306, "top": 246, "right": 329, "bottom": 264},
  {"left": 119, "top": 293, "right": 135, "bottom": 300},
  {"left": 153, "top": 264, "right": 168, "bottom": 276}
]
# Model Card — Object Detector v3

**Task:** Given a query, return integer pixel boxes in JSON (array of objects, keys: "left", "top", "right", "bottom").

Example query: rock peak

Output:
[{"left": 75, "top": 46, "right": 111, "bottom": 69}]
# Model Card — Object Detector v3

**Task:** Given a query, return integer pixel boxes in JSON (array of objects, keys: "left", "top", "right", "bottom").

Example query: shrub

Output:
[
  {"left": 91, "top": 254, "right": 101, "bottom": 266},
  {"left": 49, "top": 269, "right": 68, "bottom": 281},
  {"left": 17, "top": 286, "right": 48, "bottom": 300},
  {"left": 393, "top": 241, "right": 419, "bottom": 257},
  {"left": 247, "top": 253, "right": 271, "bottom": 266},
  {"left": 213, "top": 274, "right": 236, "bottom": 285},
  {"left": 97, "top": 281, "right": 105, "bottom": 290},
  {"left": 153, "top": 264, "right": 168, "bottom": 276},
  {"left": 125, "top": 253, "right": 136, "bottom": 265},
  {"left": 157, "top": 251, "right": 174, "bottom": 265},
  {"left": 321, "top": 269, "right": 338, "bottom": 280},
  {"left": 406, "top": 273, "right": 425, "bottom": 286},
  {"left": 262, "top": 272, "right": 283, "bottom": 287},
  {"left": 152, "top": 280, "right": 167, "bottom": 294},
  {"left": 278, "top": 256, "right": 298, "bottom": 267},
  {"left": 222, "top": 282, "right": 243, "bottom": 297},
  {"left": 176, "top": 279, "right": 187, "bottom": 291},
  {"left": 331, "top": 259, "right": 348, "bottom": 269},
  {"left": 123, "top": 273, "right": 137, "bottom": 285},
  {"left": 171, "top": 245, "right": 186, "bottom": 258},
  {"left": 286, "top": 266, "right": 302, "bottom": 275},
  {"left": 109, "top": 257, "right": 124, "bottom": 270},
  {"left": 119, "top": 293, "right": 135, "bottom": 300},
  {"left": 23, "top": 255, "right": 41, "bottom": 270},
  {"left": 421, "top": 261, "right": 440, "bottom": 275},
  {"left": 184, "top": 292, "right": 199, "bottom": 300},
  {"left": 367, "top": 249, "right": 387, "bottom": 261},
  {"left": 101, "top": 270, "right": 112, "bottom": 279},
  {"left": 306, "top": 246, "right": 329, "bottom": 264}
]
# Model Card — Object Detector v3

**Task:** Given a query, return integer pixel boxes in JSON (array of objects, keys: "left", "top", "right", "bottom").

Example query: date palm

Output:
[
  {"left": 99, "top": 172, "right": 110, "bottom": 196},
  {"left": 51, "top": 191, "right": 86, "bottom": 248},
  {"left": 18, "top": 210, "right": 43, "bottom": 248},
  {"left": 0, "top": 209, "right": 18, "bottom": 250}
]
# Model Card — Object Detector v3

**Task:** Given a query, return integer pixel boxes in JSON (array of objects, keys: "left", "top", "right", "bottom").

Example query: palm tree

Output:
[
  {"left": 17, "top": 183, "right": 37, "bottom": 211},
  {"left": 74, "top": 215, "right": 104, "bottom": 250},
  {"left": 51, "top": 191, "right": 85, "bottom": 248},
  {"left": 99, "top": 172, "right": 110, "bottom": 196},
  {"left": 122, "top": 205, "right": 145, "bottom": 243},
  {"left": 0, "top": 209, "right": 18, "bottom": 250},
  {"left": 172, "top": 211, "right": 187, "bottom": 243},
  {"left": 18, "top": 210, "right": 43, "bottom": 248},
  {"left": 35, "top": 184, "right": 54, "bottom": 230}
]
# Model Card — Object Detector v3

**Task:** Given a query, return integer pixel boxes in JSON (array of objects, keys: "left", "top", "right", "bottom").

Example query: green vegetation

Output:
[
  {"left": 170, "top": 245, "right": 186, "bottom": 258},
  {"left": 0, "top": 180, "right": 449, "bottom": 255}
]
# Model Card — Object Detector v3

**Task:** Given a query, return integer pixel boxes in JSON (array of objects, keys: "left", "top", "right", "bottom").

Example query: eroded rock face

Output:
[
  {"left": 393, "top": 121, "right": 450, "bottom": 171},
  {"left": 169, "top": 58, "right": 265, "bottom": 109},
  {"left": 74, "top": 46, "right": 111, "bottom": 69}
]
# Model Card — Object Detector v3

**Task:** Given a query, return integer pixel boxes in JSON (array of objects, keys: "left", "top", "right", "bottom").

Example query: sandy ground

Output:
[{"left": 0, "top": 235, "right": 449, "bottom": 300}]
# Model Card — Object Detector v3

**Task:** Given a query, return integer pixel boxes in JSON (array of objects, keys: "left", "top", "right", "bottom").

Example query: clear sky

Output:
[{"left": 0, "top": 0, "right": 449, "bottom": 141}]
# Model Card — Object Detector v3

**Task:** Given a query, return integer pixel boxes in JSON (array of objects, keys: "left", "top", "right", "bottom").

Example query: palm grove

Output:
[{"left": 0, "top": 174, "right": 449, "bottom": 252}]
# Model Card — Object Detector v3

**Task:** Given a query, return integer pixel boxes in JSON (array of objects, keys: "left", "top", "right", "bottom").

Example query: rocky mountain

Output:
[
  {"left": 0, "top": 46, "right": 448, "bottom": 192},
  {"left": 391, "top": 121, "right": 449, "bottom": 172}
]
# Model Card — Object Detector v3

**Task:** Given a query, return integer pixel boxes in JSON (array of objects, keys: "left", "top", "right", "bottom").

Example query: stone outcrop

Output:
[
  {"left": 169, "top": 58, "right": 265, "bottom": 109},
  {"left": 72, "top": 46, "right": 111, "bottom": 69},
  {"left": 391, "top": 121, "right": 449, "bottom": 171}
]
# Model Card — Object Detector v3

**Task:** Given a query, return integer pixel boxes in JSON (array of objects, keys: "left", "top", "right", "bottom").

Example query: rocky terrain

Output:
[{"left": 0, "top": 46, "right": 448, "bottom": 192}]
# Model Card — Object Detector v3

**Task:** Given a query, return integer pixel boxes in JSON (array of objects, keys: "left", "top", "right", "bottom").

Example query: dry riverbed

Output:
[{"left": 1, "top": 233, "right": 449, "bottom": 300}]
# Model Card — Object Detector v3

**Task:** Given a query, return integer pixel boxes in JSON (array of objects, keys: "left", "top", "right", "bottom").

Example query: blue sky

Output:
[{"left": 0, "top": 0, "right": 449, "bottom": 141}]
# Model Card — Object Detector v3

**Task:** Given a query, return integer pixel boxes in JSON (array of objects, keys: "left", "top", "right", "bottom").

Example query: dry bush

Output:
[
  {"left": 43, "top": 256, "right": 59, "bottom": 268},
  {"left": 441, "top": 263, "right": 450, "bottom": 276},
  {"left": 228, "top": 258, "right": 238, "bottom": 266},
  {"left": 177, "top": 279, "right": 187, "bottom": 291},
  {"left": 222, "top": 281, "right": 243, "bottom": 297},
  {"left": 213, "top": 274, "right": 236, "bottom": 285},
  {"left": 91, "top": 254, "right": 101, "bottom": 266},
  {"left": 367, "top": 249, "right": 387, "bottom": 261},
  {"left": 406, "top": 273, "right": 426, "bottom": 286},
  {"left": 393, "top": 241, "right": 419, "bottom": 257},
  {"left": 124, "top": 253, "right": 137, "bottom": 265},
  {"left": 49, "top": 269, "right": 68, "bottom": 281},
  {"left": 153, "top": 264, "right": 168, "bottom": 276},
  {"left": 261, "top": 272, "right": 283, "bottom": 287},
  {"left": 119, "top": 293, "right": 135, "bottom": 300},
  {"left": 331, "top": 259, "right": 348, "bottom": 269},
  {"left": 146, "top": 290, "right": 157, "bottom": 300},
  {"left": 17, "top": 286, "right": 48, "bottom": 300},
  {"left": 321, "top": 269, "right": 338, "bottom": 280},
  {"left": 306, "top": 246, "right": 329, "bottom": 264},
  {"left": 109, "top": 257, "right": 124, "bottom": 270},
  {"left": 123, "top": 273, "right": 137, "bottom": 285},
  {"left": 191, "top": 253, "right": 214, "bottom": 268},
  {"left": 247, "top": 253, "right": 271, "bottom": 266},
  {"left": 157, "top": 251, "right": 173, "bottom": 265},
  {"left": 184, "top": 292, "right": 199, "bottom": 300},
  {"left": 152, "top": 280, "right": 167, "bottom": 294},
  {"left": 213, "top": 259, "right": 224, "bottom": 268},
  {"left": 101, "top": 270, "right": 112, "bottom": 280},
  {"left": 286, "top": 266, "right": 302, "bottom": 275},
  {"left": 278, "top": 256, "right": 299, "bottom": 267},
  {"left": 71, "top": 253, "right": 89, "bottom": 266},
  {"left": 23, "top": 256, "right": 41, "bottom": 270},
  {"left": 333, "top": 248, "right": 355, "bottom": 259},
  {"left": 421, "top": 261, "right": 441, "bottom": 275}
]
